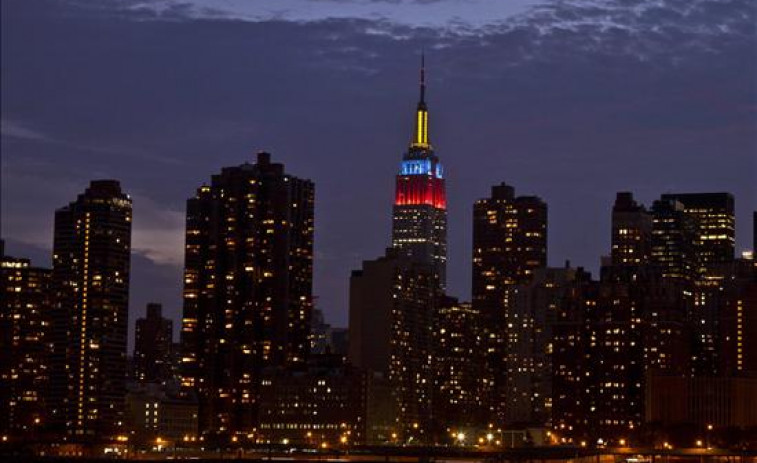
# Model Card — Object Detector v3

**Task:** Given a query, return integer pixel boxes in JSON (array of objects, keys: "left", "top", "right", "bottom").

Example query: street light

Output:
[{"left": 456, "top": 432, "right": 466, "bottom": 445}]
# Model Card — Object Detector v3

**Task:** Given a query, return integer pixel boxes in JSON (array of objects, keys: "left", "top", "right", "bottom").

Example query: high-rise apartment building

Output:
[
  {"left": 552, "top": 271, "right": 645, "bottom": 444},
  {"left": 133, "top": 303, "right": 173, "bottom": 383},
  {"left": 432, "top": 297, "right": 486, "bottom": 434},
  {"left": 348, "top": 249, "right": 436, "bottom": 443},
  {"left": 49, "top": 180, "right": 132, "bottom": 439},
  {"left": 0, "top": 250, "right": 52, "bottom": 438},
  {"left": 472, "top": 182, "right": 547, "bottom": 424},
  {"left": 505, "top": 266, "right": 576, "bottom": 427},
  {"left": 180, "top": 152, "right": 314, "bottom": 438},
  {"left": 391, "top": 56, "right": 447, "bottom": 288}
]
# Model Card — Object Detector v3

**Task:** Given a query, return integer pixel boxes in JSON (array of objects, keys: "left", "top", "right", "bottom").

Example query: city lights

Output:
[{"left": 0, "top": 7, "right": 754, "bottom": 458}]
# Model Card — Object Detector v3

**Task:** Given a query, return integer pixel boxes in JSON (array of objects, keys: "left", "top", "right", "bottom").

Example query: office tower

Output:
[
  {"left": 471, "top": 182, "right": 547, "bottom": 424},
  {"left": 348, "top": 249, "right": 436, "bottom": 442},
  {"left": 0, "top": 252, "right": 51, "bottom": 438},
  {"left": 49, "top": 180, "right": 132, "bottom": 439},
  {"left": 611, "top": 192, "right": 652, "bottom": 267},
  {"left": 180, "top": 152, "right": 314, "bottom": 437},
  {"left": 753, "top": 211, "right": 756, "bottom": 252},
  {"left": 505, "top": 267, "right": 576, "bottom": 427},
  {"left": 133, "top": 303, "right": 173, "bottom": 383},
  {"left": 660, "top": 193, "right": 735, "bottom": 280},
  {"left": 391, "top": 56, "right": 447, "bottom": 288},
  {"left": 432, "top": 297, "right": 486, "bottom": 435},
  {"left": 650, "top": 198, "right": 700, "bottom": 283}
]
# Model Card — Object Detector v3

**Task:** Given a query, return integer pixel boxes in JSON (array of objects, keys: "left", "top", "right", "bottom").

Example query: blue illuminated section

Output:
[{"left": 400, "top": 159, "right": 443, "bottom": 179}]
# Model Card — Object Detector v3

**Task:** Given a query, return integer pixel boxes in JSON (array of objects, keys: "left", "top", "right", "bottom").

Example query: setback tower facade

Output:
[{"left": 391, "top": 56, "right": 447, "bottom": 289}]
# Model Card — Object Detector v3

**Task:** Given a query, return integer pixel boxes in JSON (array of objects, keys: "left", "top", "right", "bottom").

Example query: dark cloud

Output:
[{"left": 2, "top": 0, "right": 755, "bottom": 338}]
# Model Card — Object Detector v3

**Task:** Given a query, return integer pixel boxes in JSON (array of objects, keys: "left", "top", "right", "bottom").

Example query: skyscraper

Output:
[
  {"left": 505, "top": 266, "right": 576, "bottom": 427},
  {"left": 348, "top": 249, "right": 436, "bottom": 442},
  {"left": 0, "top": 251, "right": 51, "bottom": 438},
  {"left": 432, "top": 297, "right": 486, "bottom": 435},
  {"left": 49, "top": 180, "right": 132, "bottom": 439},
  {"left": 471, "top": 182, "right": 547, "bottom": 424},
  {"left": 180, "top": 152, "right": 314, "bottom": 438},
  {"left": 611, "top": 192, "right": 652, "bottom": 267},
  {"left": 650, "top": 198, "right": 699, "bottom": 284},
  {"left": 133, "top": 303, "right": 173, "bottom": 384},
  {"left": 660, "top": 193, "right": 735, "bottom": 281},
  {"left": 391, "top": 56, "right": 447, "bottom": 288},
  {"left": 552, "top": 270, "right": 645, "bottom": 443}
]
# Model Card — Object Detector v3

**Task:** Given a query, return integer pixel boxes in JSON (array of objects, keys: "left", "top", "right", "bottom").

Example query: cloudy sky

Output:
[{"left": 2, "top": 0, "right": 755, "bottom": 343}]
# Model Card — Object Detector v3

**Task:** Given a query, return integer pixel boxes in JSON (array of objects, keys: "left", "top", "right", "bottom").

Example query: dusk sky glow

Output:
[{"left": 1, "top": 0, "right": 755, "bottom": 342}]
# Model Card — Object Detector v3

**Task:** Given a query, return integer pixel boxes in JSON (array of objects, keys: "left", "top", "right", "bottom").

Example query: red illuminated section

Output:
[{"left": 394, "top": 175, "right": 446, "bottom": 210}]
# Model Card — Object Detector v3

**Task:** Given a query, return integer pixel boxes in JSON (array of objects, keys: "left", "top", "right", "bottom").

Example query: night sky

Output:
[{"left": 2, "top": 0, "right": 755, "bottom": 345}]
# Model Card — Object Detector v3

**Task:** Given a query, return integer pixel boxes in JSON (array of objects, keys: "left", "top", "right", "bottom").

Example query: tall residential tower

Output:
[
  {"left": 49, "top": 180, "right": 132, "bottom": 439},
  {"left": 180, "top": 152, "right": 314, "bottom": 438}
]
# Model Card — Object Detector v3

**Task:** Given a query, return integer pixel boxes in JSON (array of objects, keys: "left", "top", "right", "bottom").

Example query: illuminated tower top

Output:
[{"left": 392, "top": 54, "right": 447, "bottom": 289}]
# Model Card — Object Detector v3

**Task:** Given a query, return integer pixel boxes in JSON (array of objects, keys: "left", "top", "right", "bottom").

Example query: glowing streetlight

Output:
[{"left": 456, "top": 432, "right": 466, "bottom": 445}]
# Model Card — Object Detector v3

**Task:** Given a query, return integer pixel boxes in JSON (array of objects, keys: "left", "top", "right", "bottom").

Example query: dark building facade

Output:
[
  {"left": 0, "top": 252, "right": 52, "bottom": 439},
  {"left": 133, "top": 303, "right": 173, "bottom": 384},
  {"left": 472, "top": 183, "right": 547, "bottom": 425},
  {"left": 719, "top": 258, "right": 757, "bottom": 375},
  {"left": 124, "top": 383, "right": 198, "bottom": 446},
  {"left": 49, "top": 180, "right": 132, "bottom": 440},
  {"left": 660, "top": 193, "right": 735, "bottom": 282},
  {"left": 611, "top": 192, "right": 652, "bottom": 267},
  {"left": 257, "top": 355, "right": 366, "bottom": 446},
  {"left": 179, "top": 152, "right": 314, "bottom": 438},
  {"left": 432, "top": 297, "right": 486, "bottom": 435},
  {"left": 348, "top": 250, "right": 436, "bottom": 443},
  {"left": 552, "top": 270, "right": 646, "bottom": 444},
  {"left": 505, "top": 267, "right": 577, "bottom": 428},
  {"left": 651, "top": 198, "right": 700, "bottom": 284},
  {"left": 391, "top": 57, "right": 447, "bottom": 289}
]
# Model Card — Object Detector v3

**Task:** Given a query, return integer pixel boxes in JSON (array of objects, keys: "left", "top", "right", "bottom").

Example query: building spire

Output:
[
  {"left": 412, "top": 52, "right": 430, "bottom": 149},
  {"left": 419, "top": 50, "right": 426, "bottom": 106}
]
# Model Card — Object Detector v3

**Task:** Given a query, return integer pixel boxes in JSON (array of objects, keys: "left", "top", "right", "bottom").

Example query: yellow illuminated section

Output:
[{"left": 413, "top": 108, "right": 429, "bottom": 148}]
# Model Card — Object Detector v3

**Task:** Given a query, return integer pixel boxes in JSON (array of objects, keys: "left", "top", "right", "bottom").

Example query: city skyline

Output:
[
  {"left": 3, "top": 0, "right": 757, "bottom": 455},
  {"left": 2, "top": 0, "right": 755, "bottom": 341}
]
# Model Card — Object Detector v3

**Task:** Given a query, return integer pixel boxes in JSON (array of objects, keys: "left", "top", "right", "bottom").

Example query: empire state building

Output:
[{"left": 391, "top": 56, "right": 447, "bottom": 289}]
